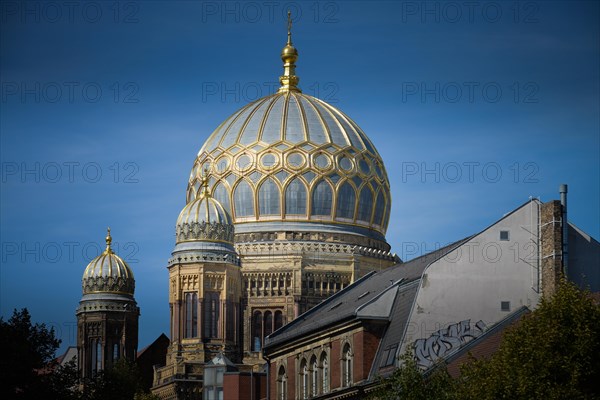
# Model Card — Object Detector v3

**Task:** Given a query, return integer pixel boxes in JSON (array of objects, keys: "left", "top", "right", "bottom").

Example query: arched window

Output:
[
  {"left": 184, "top": 292, "right": 198, "bottom": 338},
  {"left": 234, "top": 180, "right": 254, "bottom": 217},
  {"left": 383, "top": 195, "right": 391, "bottom": 229},
  {"left": 204, "top": 292, "right": 219, "bottom": 338},
  {"left": 342, "top": 344, "right": 352, "bottom": 387},
  {"left": 213, "top": 183, "right": 231, "bottom": 215},
  {"left": 252, "top": 311, "right": 262, "bottom": 352},
  {"left": 264, "top": 311, "right": 273, "bottom": 338},
  {"left": 373, "top": 190, "right": 385, "bottom": 226},
  {"left": 336, "top": 182, "right": 356, "bottom": 219},
  {"left": 310, "top": 356, "right": 318, "bottom": 397},
  {"left": 112, "top": 343, "right": 119, "bottom": 362},
  {"left": 274, "top": 310, "right": 284, "bottom": 331},
  {"left": 285, "top": 178, "right": 307, "bottom": 215},
  {"left": 93, "top": 339, "right": 102, "bottom": 374},
  {"left": 321, "top": 352, "right": 329, "bottom": 393},
  {"left": 278, "top": 366, "right": 287, "bottom": 400},
  {"left": 258, "top": 178, "right": 280, "bottom": 215},
  {"left": 311, "top": 180, "right": 333, "bottom": 216},
  {"left": 356, "top": 186, "right": 373, "bottom": 222},
  {"left": 299, "top": 359, "right": 308, "bottom": 399}
]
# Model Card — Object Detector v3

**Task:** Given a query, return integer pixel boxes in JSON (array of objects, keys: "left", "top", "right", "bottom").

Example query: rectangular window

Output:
[
  {"left": 380, "top": 344, "right": 398, "bottom": 367},
  {"left": 500, "top": 230, "right": 510, "bottom": 241},
  {"left": 184, "top": 292, "right": 198, "bottom": 338},
  {"left": 501, "top": 301, "right": 511, "bottom": 312}
]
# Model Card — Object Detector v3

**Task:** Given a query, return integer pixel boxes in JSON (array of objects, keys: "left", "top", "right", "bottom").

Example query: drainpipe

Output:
[{"left": 559, "top": 184, "right": 568, "bottom": 277}]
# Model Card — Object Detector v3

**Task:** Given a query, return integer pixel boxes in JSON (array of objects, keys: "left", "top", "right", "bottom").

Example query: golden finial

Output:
[
  {"left": 278, "top": 10, "right": 301, "bottom": 93},
  {"left": 200, "top": 167, "right": 211, "bottom": 198},
  {"left": 104, "top": 227, "right": 113, "bottom": 254}
]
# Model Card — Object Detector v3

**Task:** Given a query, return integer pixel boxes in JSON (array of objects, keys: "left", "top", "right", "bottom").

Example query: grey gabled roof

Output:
[{"left": 264, "top": 237, "right": 472, "bottom": 350}]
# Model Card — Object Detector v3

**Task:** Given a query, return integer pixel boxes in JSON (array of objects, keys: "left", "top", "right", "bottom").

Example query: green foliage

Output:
[
  {"left": 371, "top": 280, "right": 600, "bottom": 400},
  {"left": 457, "top": 280, "right": 600, "bottom": 400},
  {"left": 0, "top": 308, "right": 157, "bottom": 400},
  {"left": 0, "top": 308, "right": 61, "bottom": 399},
  {"left": 370, "top": 353, "right": 456, "bottom": 400},
  {"left": 83, "top": 358, "right": 150, "bottom": 400}
]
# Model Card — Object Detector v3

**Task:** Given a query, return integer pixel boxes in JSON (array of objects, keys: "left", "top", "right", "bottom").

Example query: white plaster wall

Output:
[{"left": 400, "top": 201, "right": 542, "bottom": 366}]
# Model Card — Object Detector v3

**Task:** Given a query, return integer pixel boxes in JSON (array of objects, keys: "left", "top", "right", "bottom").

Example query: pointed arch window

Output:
[
  {"left": 258, "top": 178, "right": 280, "bottom": 215},
  {"left": 204, "top": 292, "right": 219, "bottom": 338},
  {"left": 342, "top": 344, "right": 353, "bottom": 387},
  {"left": 252, "top": 311, "right": 262, "bottom": 352},
  {"left": 299, "top": 358, "right": 308, "bottom": 399},
  {"left": 213, "top": 183, "right": 231, "bottom": 215},
  {"left": 310, "top": 355, "right": 318, "bottom": 397},
  {"left": 336, "top": 182, "right": 356, "bottom": 219},
  {"left": 184, "top": 292, "right": 198, "bottom": 338},
  {"left": 278, "top": 366, "right": 287, "bottom": 400},
  {"left": 373, "top": 190, "right": 386, "bottom": 226},
  {"left": 285, "top": 178, "right": 307, "bottom": 215},
  {"left": 321, "top": 352, "right": 329, "bottom": 393},
  {"left": 356, "top": 186, "right": 373, "bottom": 222},
  {"left": 274, "top": 310, "right": 284, "bottom": 331},
  {"left": 234, "top": 180, "right": 254, "bottom": 217},
  {"left": 311, "top": 180, "right": 333, "bottom": 216}
]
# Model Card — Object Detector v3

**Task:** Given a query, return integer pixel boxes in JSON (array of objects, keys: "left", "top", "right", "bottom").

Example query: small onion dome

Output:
[
  {"left": 82, "top": 228, "right": 135, "bottom": 295},
  {"left": 176, "top": 177, "right": 234, "bottom": 244}
]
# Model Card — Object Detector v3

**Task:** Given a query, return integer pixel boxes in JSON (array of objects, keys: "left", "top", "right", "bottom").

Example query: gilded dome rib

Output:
[
  {"left": 256, "top": 95, "right": 280, "bottom": 143},
  {"left": 218, "top": 101, "right": 257, "bottom": 150},
  {"left": 300, "top": 95, "right": 332, "bottom": 144},
  {"left": 297, "top": 95, "right": 329, "bottom": 144},
  {"left": 293, "top": 92, "right": 310, "bottom": 143},
  {"left": 238, "top": 95, "right": 273, "bottom": 146}
]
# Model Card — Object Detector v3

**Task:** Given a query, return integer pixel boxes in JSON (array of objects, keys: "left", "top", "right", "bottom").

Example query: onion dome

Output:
[
  {"left": 82, "top": 228, "right": 135, "bottom": 295},
  {"left": 186, "top": 14, "right": 391, "bottom": 246},
  {"left": 176, "top": 175, "right": 234, "bottom": 244}
]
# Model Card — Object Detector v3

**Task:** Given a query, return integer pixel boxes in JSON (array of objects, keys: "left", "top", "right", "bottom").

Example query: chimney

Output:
[{"left": 559, "top": 184, "right": 568, "bottom": 277}]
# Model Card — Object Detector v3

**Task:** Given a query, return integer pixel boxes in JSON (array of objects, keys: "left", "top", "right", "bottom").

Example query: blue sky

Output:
[{"left": 1, "top": 1, "right": 598, "bottom": 354}]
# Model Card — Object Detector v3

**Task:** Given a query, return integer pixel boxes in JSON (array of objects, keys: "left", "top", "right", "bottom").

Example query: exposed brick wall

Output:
[
  {"left": 331, "top": 340, "right": 341, "bottom": 390},
  {"left": 287, "top": 355, "right": 295, "bottom": 400},
  {"left": 224, "top": 372, "right": 266, "bottom": 400},
  {"left": 357, "top": 328, "right": 382, "bottom": 382},
  {"left": 269, "top": 363, "right": 276, "bottom": 400},
  {"left": 541, "top": 200, "right": 564, "bottom": 299}
]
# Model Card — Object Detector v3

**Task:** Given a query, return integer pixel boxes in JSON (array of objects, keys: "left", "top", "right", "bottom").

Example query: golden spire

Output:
[
  {"left": 200, "top": 167, "right": 211, "bottom": 198},
  {"left": 104, "top": 227, "right": 113, "bottom": 254},
  {"left": 278, "top": 10, "right": 301, "bottom": 93}
]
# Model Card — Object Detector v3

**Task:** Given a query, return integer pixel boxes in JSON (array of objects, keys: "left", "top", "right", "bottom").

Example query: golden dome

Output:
[
  {"left": 176, "top": 176, "right": 234, "bottom": 244},
  {"left": 185, "top": 12, "right": 391, "bottom": 245},
  {"left": 82, "top": 228, "right": 135, "bottom": 295}
]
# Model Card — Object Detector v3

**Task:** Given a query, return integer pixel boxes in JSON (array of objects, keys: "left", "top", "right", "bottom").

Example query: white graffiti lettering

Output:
[{"left": 413, "top": 319, "right": 487, "bottom": 368}]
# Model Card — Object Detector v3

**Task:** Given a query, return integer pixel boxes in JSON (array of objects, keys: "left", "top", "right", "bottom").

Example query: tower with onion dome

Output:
[
  {"left": 159, "top": 12, "right": 399, "bottom": 380},
  {"left": 76, "top": 228, "right": 139, "bottom": 379},
  {"left": 152, "top": 174, "right": 243, "bottom": 399}
]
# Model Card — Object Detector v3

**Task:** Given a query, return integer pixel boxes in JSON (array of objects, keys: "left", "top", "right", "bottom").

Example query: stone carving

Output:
[
  {"left": 176, "top": 221, "right": 234, "bottom": 243},
  {"left": 82, "top": 275, "right": 135, "bottom": 295}
]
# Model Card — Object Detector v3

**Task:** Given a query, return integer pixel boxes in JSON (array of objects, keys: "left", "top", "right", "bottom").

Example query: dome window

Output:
[
  {"left": 285, "top": 178, "right": 307, "bottom": 216},
  {"left": 313, "top": 153, "right": 332, "bottom": 170},
  {"left": 311, "top": 180, "right": 333, "bottom": 217},
  {"left": 258, "top": 179, "right": 281, "bottom": 216},
  {"left": 286, "top": 152, "right": 305, "bottom": 169},
  {"left": 336, "top": 182, "right": 356, "bottom": 220},
  {"left": 357, "top": 186, "right": 374, "bottom": 223},
  {"left": 234, "top": 180, "right": 255, "bottom": 217}
]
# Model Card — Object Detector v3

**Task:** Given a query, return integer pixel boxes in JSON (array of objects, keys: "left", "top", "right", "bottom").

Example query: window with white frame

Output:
[{"left": 342, "top": 343, "right": 352, "bottom": 387}]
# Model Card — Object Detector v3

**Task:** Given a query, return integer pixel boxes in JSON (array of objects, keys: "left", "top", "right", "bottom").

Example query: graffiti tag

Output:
[{"left": 413, "top": 319, "right": 487, "bottom": 368}]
